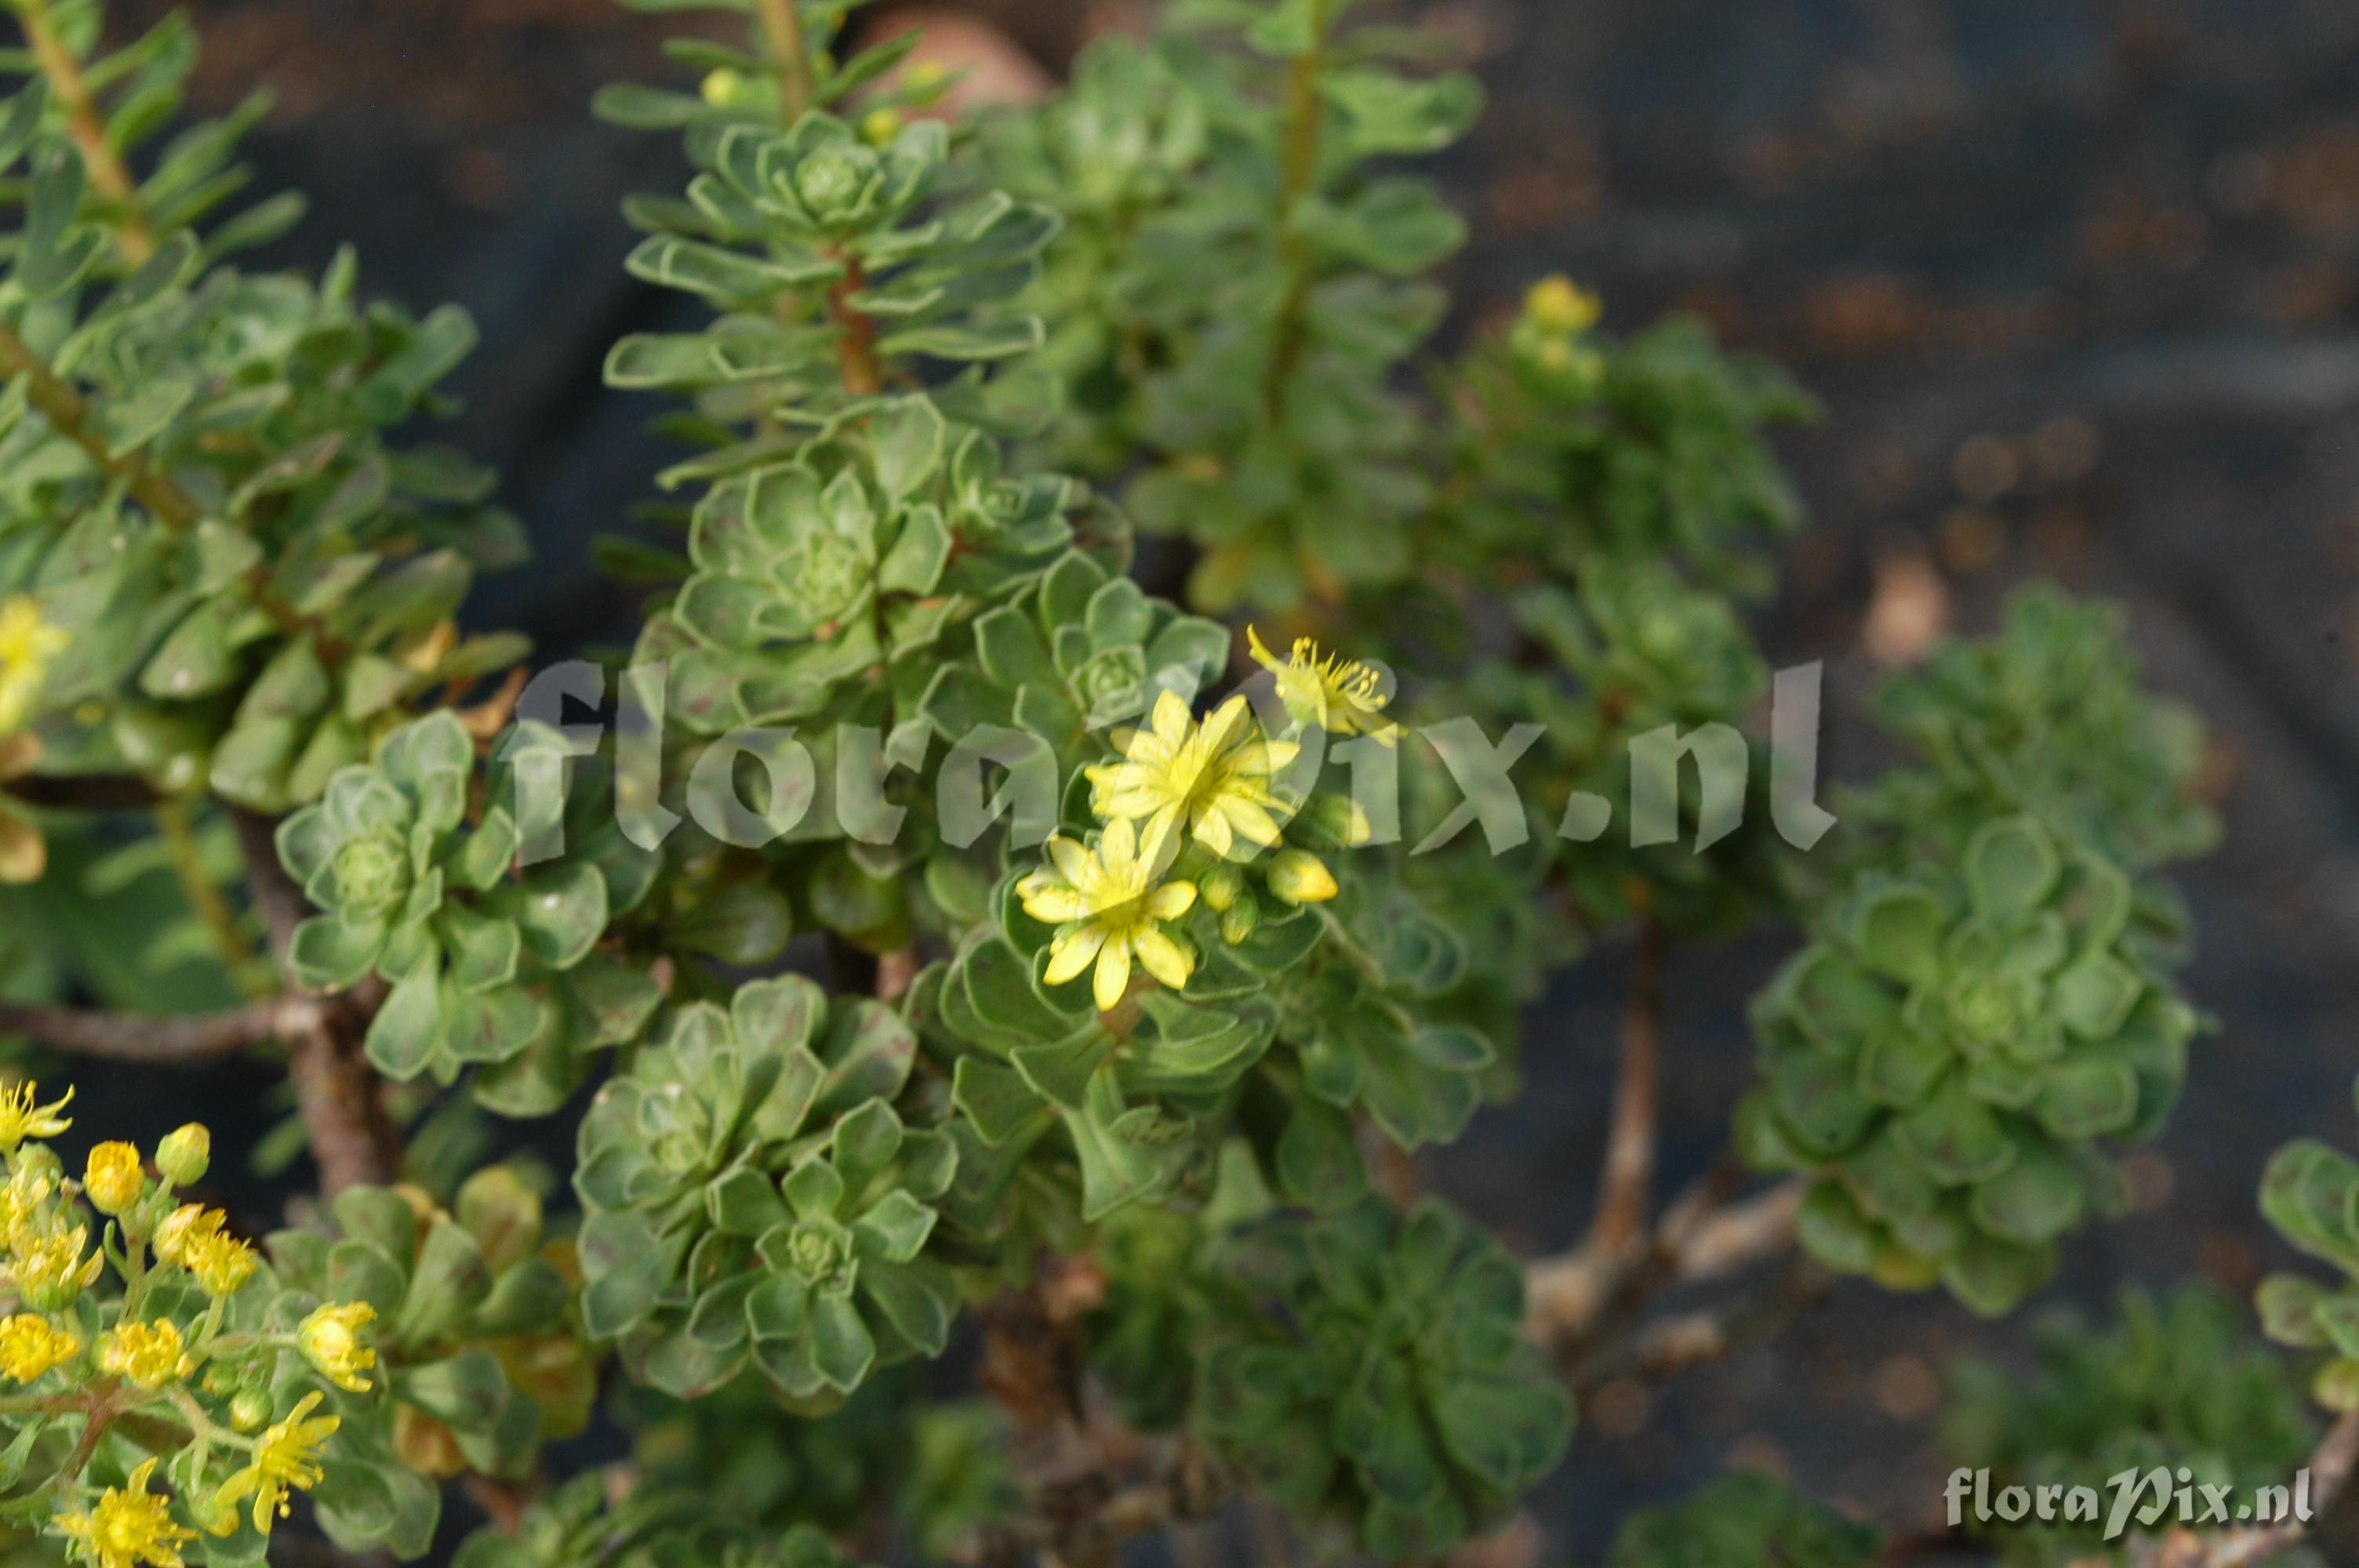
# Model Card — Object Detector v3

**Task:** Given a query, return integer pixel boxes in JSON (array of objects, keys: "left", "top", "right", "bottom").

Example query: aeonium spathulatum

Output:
[
  {"left": 0, "top": 1091, "right": 388, "bottom": 1564},
  {"left": 1739, "top": 815, "right": 2197, "bottom": 1315},
  {"left": 1019, "top": 648, "right": 1385, "bottom": 1014},
  {"left": 274, "top": 711, "right": 616, "bottom": 1081},
  {"left": 572, "top": 975, "right": 957, "bottom": 1411},
  {"left": 1195, "top": 1198, "right": 1573, "bottom": 1559}
]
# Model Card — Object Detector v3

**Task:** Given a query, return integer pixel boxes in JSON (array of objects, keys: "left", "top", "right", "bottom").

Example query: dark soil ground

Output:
[{"left": 63, "top": 0, "right": 2359, "bottom": 1560}]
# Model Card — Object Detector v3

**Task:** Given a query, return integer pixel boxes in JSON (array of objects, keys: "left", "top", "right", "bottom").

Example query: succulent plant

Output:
[
  {"left": 2252, "top": 1096, "right": 2359, "bottom": 1414},
  {"left": 1946, "top": 1286, "right": 2316, "bottom": 1566},
  {"left": 263, "top": 1168, "right": 591, "bottom": 1553},
  {"left": 1195, "top": 1199, "right": 1572, "bottom": 1558},
  {"left": 1448, "top": 309, "right": 1816, "bottom": 600},
  {"left": 274, "top": 712, "right": 621, "bottom": 1081},
  {"left": 572, "top": 976, "right": 956, "bottom": 1409},
  {"left": 1853, "top": 586, "right": 2218, "bottom": 873},
  {"left": 452, "top": 1472, "right": 855, "bottom": 1568},
  {"left": 605, "top": 110, "right": 1058, "bottom": 402},
  {"left": 1740, "top": 815, "right": 2196, "bottom": 1313},
  {"left": 644, "top": 406, "right": 1110, "bottom": 735},
  {"left": 924, "top": 887, "right": 1298, "bottom": 1227},
  {"left": 917, "top": 547, "right": 1231, "bottom": 768},
  {"left": 1601, "top": 1472, "right": 1881, "bottom": 1568}
]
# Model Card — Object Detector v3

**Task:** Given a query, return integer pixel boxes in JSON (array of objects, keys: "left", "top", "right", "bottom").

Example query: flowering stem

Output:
[
  {"left": 0, "top": 323, "right": 201, "bottom": 530},
  {"left": 1263, "top": 0, "right": 1334, "bottom": 424},
  {"left": 14, "top": 0, "right": 158, "bottom": 266},
  {"left": 229, "top": 808, "right": 401, "bottom": 1193},
  {"left": 754, "top": 0, "right": 815, "bottom": 121},
  {"left": 118, "top": 1233, "right": 150, "bottom": 1322},
  {"left": 156, "top": 800, "right": 266, "bottom": 996}
]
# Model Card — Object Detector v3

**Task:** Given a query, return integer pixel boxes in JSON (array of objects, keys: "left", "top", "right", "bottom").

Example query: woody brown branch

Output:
[
  {"left": 1572, "top": 1254, "right": 1828, "bottom": 1397},
  {"left": 0, "top": 997, "right": 322, "bottom": 1062},
  {"left": 14, "top": 0, "right": 158, "bottom": 265},
  {"left": 231, "top": 807, "right": 402, "bottom": 1194},
  {"left": 1524, "top": 1175, "right": 1801, "bottom": 1354},
  {"left": 1588, "top": 919, "right": 1666, "bottom": 1258},
  {"left": 2099, "top": 1412, "right": 2359, "bottom": 1568}
]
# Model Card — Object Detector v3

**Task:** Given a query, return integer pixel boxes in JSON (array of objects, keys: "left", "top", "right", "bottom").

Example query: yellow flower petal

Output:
[
  {"left": 1246, "top": 625, "right": 1284, "bottom": 676},
  {"left": 1132, "top": 927, "right": 1192, "bottom": 991},
  {"left": 1099, "top": 816, "right": 1138, "bottom": 877},
  {"left": 1149, "top": 688, "right": 1192, "bottom": 749},
  {"left": 1145, "top": 881, "right": 1198, "bottom": 920},
  {"left": 1192, "top": 804, "right": 1235, "bottom": 858},
  {"left": 1043, "top": 927, "right": 1106, "bottom": 985},
  {"left": 1218, "top": 796, "right": 1285, "bottom": 848},
  {"left": 1020, "top": 886, "right": 1086, "bottom": 923},
  {"left": 1045, "top": 836, "right": 1092, "bottom": 885},
  {"left": 1092, "top": 937, "right": 1133, "bottom": 1011}
]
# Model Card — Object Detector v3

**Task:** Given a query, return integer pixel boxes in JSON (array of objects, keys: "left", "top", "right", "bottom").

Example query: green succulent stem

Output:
[
  {"left": 0, "top": 321, "right": 201, "bottom": 529},
  {"left": 1264, "top": 0, "right": 1334, "bottom": 425},
  {"left": 156, "top": 800, "right": 266, "bottom": 996},
  {"left": 13, "top": 0, "right": 156, "bottom": 265},
  {"left": 0, "top": 321, "right": 354, "bottom": 662},
  {"left": 754, "top": 0, "right": 816, "bottom": 122},
  {"left": 827, "top": 247, "right": 885, "bottom": 397}
]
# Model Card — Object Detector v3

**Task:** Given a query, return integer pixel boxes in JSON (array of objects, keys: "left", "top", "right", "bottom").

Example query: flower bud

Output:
[
  {"left": 1524, "top": 274, "right": 1600, "bottom": 336},
  {"left": 82, "top": 1142, "right": 144, "bottom": 1216},
  {"left": 701, "top": 67, "right": 747, "bottom": 107},
  {"left": 229, "top": 1388, "right": 271, "bottom": 1432},
  {"left": 1301, "top": 791, "right": 1374, "bottom": 848},
  {"left": 1267, "top": 848, "right": 1339, "bottom": 906},
  {"left": 1219, "top": 891, "right": 1260, "bottom": 946},
  {"left": 860, "top": 107, "right": 903, "bottom": 146},
  {"left": 12, "top": 1142, "right": 60, "bottom": 1189},
  {"left": 154, "top": 1123, "right": 210, "bottom": 1187},
  {"left": 1198, "top": 862, "right": 1243, "bottom": 913}
]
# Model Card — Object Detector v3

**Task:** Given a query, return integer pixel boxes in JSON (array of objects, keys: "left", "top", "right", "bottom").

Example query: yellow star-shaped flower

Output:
[
  {"left": 0, "top": 1080, "right": 72, "bottom": 1149},
  {"left": 100, "top": 1319, "right": 190, "bottom": 1390},
  {"left": 1017, "top": 817, "right": 1199, "bottom": 1011},
  {"left": 53, "top": 1458, "right": 194, "bottom": 1568},
  {"left": 1085, "top": 691, "right": 1299, "bottom": 859},
  {"left": 296, "top": 1301, "right": 377, "bottom": 1393},
  {"left": 1247, "top": 627, "right": 1401, "bottom": 747},
  {"left": 1525, "top": 274, "right": 1602, "bottom": 336},
  {"left": 0, "top": 597, "right": 68, "bottom": 737},
  {"left": 0, "top": 1313, "right": 79, "bottom": 1381},
  {"left": 214, "top": 1392, "right": 339, "bottom": 1534}
]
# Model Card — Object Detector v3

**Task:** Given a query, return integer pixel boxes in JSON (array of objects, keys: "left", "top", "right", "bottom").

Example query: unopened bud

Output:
[
  {"left": 82, "top": 1142, "right": 144, "bottom": 1216},
  {"left": 1198, "top": 862, "right": 1243, "bottom": 913},
  {"left": 1267, "top": 849, "right": 1339, "bottom": 906},
  {"left": 1220, "top": 891, "right": 1260, "bottom": 946},
  {"left": 154, "top": 1123, "right": 209, "bottom": 1187}
]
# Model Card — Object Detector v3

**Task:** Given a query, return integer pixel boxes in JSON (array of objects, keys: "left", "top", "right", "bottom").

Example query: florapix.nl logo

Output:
[{"left": 490, "top": 654, "right": 1843, "bottom": 866}]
